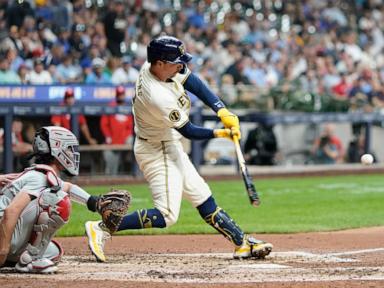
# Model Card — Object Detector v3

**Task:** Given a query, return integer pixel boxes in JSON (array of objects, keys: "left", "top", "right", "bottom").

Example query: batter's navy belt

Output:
[{"left": 137, "top": 136, "right": 176, "bottom": 143}]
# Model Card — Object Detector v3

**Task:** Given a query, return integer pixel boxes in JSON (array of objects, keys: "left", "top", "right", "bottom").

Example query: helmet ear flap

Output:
[{"left": 33, "top": 128, "right": 51, "bottom": 155}]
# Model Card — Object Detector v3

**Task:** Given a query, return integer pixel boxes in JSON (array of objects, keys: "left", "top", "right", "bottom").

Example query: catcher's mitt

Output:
[{"left": 97, "top": 189, "right": 131, "bottom": 233}]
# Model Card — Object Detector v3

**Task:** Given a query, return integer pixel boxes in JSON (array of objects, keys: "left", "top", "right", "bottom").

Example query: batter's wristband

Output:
[{"left": 87, "top": 195, "right": 99, "bottom": 212}]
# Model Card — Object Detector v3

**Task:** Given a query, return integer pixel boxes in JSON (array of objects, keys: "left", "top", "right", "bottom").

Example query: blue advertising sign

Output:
[{"left": 0, "top": 85, "right": 135, "bottom": 102}]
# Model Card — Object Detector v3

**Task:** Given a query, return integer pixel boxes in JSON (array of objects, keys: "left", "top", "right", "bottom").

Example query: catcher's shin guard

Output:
[
  {"left": 16, "top": 189, "right": 70, "bottom": 273},
  {"left": 203, "top": 207, "right": 244, "bottom": 246}
]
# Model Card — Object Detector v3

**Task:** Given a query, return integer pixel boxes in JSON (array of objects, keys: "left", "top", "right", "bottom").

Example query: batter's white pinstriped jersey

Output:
[
  {"left": 132, "top": 62, "right": 212, "bottom": 224},
  {"left": 133, "top": 62, "right": 191, "bottom": 141}
]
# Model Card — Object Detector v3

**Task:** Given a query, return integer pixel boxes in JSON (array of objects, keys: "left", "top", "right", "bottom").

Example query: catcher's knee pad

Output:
[
  {"left": 203, "top": 207, "right": 244, "bottom": 246},
  {"left": 22, "top": 188, "right": 70, "bottom": 263}
]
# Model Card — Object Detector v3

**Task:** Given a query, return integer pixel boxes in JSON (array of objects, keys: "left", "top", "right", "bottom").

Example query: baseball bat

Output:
[{"left": 233, "top": 135, "right": 260, "bottom": 207}]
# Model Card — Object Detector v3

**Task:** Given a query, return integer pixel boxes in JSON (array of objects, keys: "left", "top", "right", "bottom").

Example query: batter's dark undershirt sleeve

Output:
[
  {"left": 176, "top": 121, "right": 215, "bottom": 140},
  {"left": 184, "top": 73, "right": 225, "bottom": 112}
]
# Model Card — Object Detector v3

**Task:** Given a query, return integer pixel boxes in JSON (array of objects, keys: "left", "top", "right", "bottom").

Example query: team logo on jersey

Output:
[
  {"left": 169, "top": 110, "right": 181, "bottom": 122},
  {"left": 177, "top": 95, "right": 187, "bottom": 107}
]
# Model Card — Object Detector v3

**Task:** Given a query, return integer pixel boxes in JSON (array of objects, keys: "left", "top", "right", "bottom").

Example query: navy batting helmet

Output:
[{"left": 147, "top": 36, "right": 192, "bottom": 74}]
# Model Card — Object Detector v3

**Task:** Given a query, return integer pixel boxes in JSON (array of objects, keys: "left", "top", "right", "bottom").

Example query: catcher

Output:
[{"left": 0, "top": 126, "right": 130, "bottom": 273}]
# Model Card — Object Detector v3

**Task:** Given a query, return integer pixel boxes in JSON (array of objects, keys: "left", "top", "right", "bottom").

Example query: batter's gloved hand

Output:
[
  {"left": 214, "top": 127, "right": 241, "bottom": 140},
  {"left": 217, "top": 108, "right": 240, "bottom": 130},
  {"left": 96, "top": 189, "right": 131, "bottom": 234}
]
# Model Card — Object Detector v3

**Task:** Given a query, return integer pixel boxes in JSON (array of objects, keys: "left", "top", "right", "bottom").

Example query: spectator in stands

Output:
[
  {"left": 331, "top": 72, "right": 351, "bottom": 99},
  {"left": 55, "top": 53, "right": 82, "bottom": 84},
  {"left": 223, "top": 58, "right": 251, "bottom": 85},
  {"left": 68, "top": 23, "right": 88, "bottom": 57},
  {"left": 244, "top": 59, "right": 268, "bottom": 89},
  {"left": 0, "top": 57, "right": 21, "bottom": 84},
  {"left": 6, "top": 0, "right": 35, "bottom": 28},
  {"left": 111, "top": 55, "right": 139, "bottom": 85},
  {"left": 100, "top": 85, "right": 134, "bottom": 175},
  {"left": 50, "top": 0, "right": 71, "bottom": 33},
  {"left": 0, "top": 118, "right": 33, "bottom": 171},
  {"left": 244, "top": 123, "right": 278, "bottom": 166},
  {"left": 311, "top": 123, "right": 344, "bottom": 164},
  {"left": 6, "top": 47, "right": 23, "bottom": 72},
  {"left": 56, "top": 27, "right": 71, "bottom": 55},
  {"left": 26, "top": 58, "right": 53, "bottom": 84},
  {"left": 51, "top": 88, "right": 97, "bottom": 145},
  {"left": 17, "top": 63, "right": 30, "bottom": 84},
  {"left": 220, "top": 74, "right": 238, "bottom": 106},
  {"left": 103, "top": 0, "right": 127, "bottom": 57},
  {"left": 84, "top": 57, "right": 111, "bottom": 84},
  {"left": 45, "top": 43, "right": 65, "bottom": 67},
  {"left": 104, "top": 57, "right": 120, "bottom": 80}
]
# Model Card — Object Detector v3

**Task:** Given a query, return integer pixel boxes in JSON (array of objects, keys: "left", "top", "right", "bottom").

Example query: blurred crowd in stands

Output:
[
  {"left": 1, "top": 0, "right": 384, "bottom": 171},
  {"left": 1, "top": 0, "right": 384, "bottom": 113}
]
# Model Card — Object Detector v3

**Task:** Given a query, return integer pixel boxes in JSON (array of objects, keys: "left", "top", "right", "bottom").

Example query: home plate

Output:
[{"left": 229, "top": 264, "right": 290, "bottom": 269}]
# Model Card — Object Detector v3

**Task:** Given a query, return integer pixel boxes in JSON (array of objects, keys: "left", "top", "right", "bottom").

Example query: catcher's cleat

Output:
[
  {"left": 85, "top": 220, "right": 111, "bottom": 262},
  {"left": 233, "top": 236, "right": 273, "bottom": 259},
  {"left": 15, "top": 258, "right": 58, "bottom": 274}
]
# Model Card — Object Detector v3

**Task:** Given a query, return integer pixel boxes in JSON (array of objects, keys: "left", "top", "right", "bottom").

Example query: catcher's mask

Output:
[{"left": 33, "top": 126, "right": 80, "bottom": 176}]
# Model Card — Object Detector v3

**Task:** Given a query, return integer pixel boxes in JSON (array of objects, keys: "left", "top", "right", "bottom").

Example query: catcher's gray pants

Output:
[{"left": 4, "top": 199, "right": 60, "bottom": 263}]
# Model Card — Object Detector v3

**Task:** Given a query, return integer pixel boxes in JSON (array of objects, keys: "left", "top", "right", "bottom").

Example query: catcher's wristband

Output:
[
  {"left": 70, "top": 184, "right": 94, "bottom": 206},
  {"left": 87, "top": 195, "right": 100, "bottom": 212}
]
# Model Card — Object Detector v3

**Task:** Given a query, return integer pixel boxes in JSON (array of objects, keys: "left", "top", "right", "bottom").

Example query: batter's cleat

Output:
[
  {"left": 15, "top": 258, "right": 58, "bottom": 274},
  {"left": 85, "top": 220, "right": 111, "bottom": 262},
  {"left": 233, "top": 236, "right": 273, "bottom": 259}
]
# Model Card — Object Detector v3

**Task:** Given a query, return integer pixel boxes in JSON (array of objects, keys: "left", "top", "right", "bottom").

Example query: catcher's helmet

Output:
[
  {"left": 147, "top": 35, "right": 192, "bottom": 73},
  {"left": 33, "top": 126, "right": 80, "bottom": 176}
]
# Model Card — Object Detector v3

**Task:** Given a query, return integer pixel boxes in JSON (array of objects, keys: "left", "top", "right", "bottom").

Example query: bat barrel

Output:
[{"left": 233, "top": 135, "right": 261, "bottom": 207}]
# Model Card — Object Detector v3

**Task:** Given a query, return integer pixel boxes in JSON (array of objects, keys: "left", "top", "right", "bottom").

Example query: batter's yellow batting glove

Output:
[
  {"left": 214, "top": 127, "right": 241, "bottom": 140},
  {"left": 217, "top": 108, "right": 240, "bottom": 130}
]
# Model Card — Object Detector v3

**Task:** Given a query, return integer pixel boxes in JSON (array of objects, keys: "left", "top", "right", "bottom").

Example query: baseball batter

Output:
[
  {"left": 86, "top": 36, "right": 273, "bottom": 261},
  {"left": 0, "top": 126, "right": 106, "bottom": 273}
]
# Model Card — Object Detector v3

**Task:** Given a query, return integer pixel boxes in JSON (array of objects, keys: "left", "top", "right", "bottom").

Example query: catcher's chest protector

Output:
[{"left": 25, "top": 164, "right": 62, "bottom": 191}]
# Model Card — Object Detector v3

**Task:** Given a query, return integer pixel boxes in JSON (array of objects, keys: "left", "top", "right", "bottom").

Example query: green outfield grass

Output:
[{"left": 58, "top": 174, "right": 384, "bottom": 237}]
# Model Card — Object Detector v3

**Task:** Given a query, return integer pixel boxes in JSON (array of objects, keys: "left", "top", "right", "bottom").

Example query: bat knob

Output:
[{"left": 252, "top": 199, "right": 260, "bottom": 207}]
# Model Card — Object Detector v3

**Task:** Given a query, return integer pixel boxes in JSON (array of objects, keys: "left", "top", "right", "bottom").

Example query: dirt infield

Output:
[{"left": 1, "top": 227, "right": 383, "bottom": 288}]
